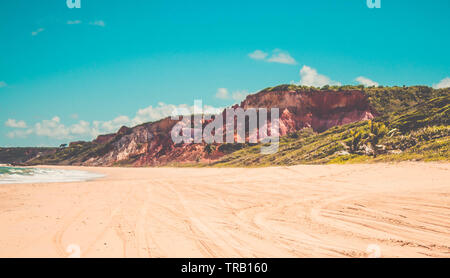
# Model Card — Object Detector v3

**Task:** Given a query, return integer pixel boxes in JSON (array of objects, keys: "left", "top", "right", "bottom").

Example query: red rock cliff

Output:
[
  {"left": 78, "top": 88, "right": 375, "bottom": 166},
  {"left": 242, "top": 89, "right": 374, "bottom": 133}
]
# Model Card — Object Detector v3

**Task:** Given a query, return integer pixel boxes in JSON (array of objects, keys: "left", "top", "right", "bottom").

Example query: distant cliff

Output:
[
  {"left": 0, "top": 147, "right": 57, "bottom": 165},
  {"left": 24, "top": 85, "right": 447, "bottom": 166}
]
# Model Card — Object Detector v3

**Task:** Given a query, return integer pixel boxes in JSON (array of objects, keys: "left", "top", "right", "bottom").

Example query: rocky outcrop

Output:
[
  {"left": 93, "top": 133, "right": 116, "bottom": 144},
  {"left": 242, "top": 89, "right": 374, "bottom": 133},
  {"left": 46, "top": 88, "right": 376, "bottom": 166}
]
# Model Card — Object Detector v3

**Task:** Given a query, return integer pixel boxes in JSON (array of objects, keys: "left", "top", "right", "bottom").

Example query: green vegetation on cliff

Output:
[
  {"left": 0, "top": 147, "right": 57, "bottom": 165},
  {"left": 2, "top": 85, "right": 447, "bottom": 166},
  {"left": 27, "top": 140, "right": 116, "bottom": 166},
  {"left": 213, "top": 91, "right": 449, "bottom": 167}
]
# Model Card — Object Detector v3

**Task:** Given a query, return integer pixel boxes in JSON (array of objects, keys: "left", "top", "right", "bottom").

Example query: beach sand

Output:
[{"left": 0, "top": 162, "right": 449, "bottom": 258}]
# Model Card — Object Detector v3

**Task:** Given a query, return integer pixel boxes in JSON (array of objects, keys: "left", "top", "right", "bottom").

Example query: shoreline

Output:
[
  {"left": 0, "top": 166, "right": 106, "bottom": 185},
  {"left": 0, "top": 162, "right": 449, "bottom": 257}
]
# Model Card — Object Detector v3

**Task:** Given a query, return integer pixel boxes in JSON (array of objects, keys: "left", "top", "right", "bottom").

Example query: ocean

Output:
[{"left": 0, "top": 166, "right": 104, "bottom": 184}]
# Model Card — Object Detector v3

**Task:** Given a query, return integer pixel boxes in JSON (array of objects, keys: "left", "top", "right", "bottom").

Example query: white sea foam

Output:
[{"left": 0, "top": 167, "right": 104, "bottom": 184}]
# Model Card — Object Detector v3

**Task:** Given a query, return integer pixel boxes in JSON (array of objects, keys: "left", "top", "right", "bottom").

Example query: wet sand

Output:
[{"left": 0, "top": 162, "right": 449, "bottom": 258}]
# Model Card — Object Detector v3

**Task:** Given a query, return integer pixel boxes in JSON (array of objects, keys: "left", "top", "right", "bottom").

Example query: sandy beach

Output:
[{"left": 0, "top": 162, "right": 449, "bottom": 258}]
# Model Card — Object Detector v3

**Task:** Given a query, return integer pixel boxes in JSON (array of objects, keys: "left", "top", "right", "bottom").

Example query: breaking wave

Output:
[{"left": 0, "top": 167, "right": 104, "bottom": 184}]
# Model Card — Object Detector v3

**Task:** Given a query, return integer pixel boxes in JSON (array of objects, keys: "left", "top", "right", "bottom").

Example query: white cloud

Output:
[
  {"left": 248, "top": 49, "right": 296, "bottom": 65},
  {"left": 131, "top": 102, "right": 222, "bottom": 125},
  {"left": 267, "top": 49, "right": 297, "bottom": 65},
  {"left": 231, "top": 90, "right": 248, "bottom": 102},
  {"left": 215, "top": 88, "right": 248, "bottom": 102},
  {"left": 298, "top": 65, "right": 341, "bottom": 87},
  {"left": 202, "top": 105, "right": 223, "bottom": 115},
  {"left": 34, "top": 116, "right": 70, "bottom": 139},
  {"left": 432, "top": 77, "right": 450, "bottom": 89},
  {"left": 215, "top": 88, "right": 229, "bottom": 99},
  {"left": 248, "top": 50, "right": 268, "bottom": 60},
  {"left": 7, "top": 117, "right": 71, "bottom": 140},
  {"left": 100, "top": 115, "right": 132, "bottom": 133},
  {"left": 355, "top": 76, "right": 379, "bottom": 87},
  {"left": 0, "top": 81, "right": 6, "bottom": 88},
  {"left": 5, "top": 119, "right": 27, "bottom": 128},
  {"left": 6, "top": 116, "right": 125, "bottom": 140},
  {"left": 5, "top": 103, "right": 223, "bottom": 140},
  {"left": 132, "top": 103, "right": 181, "bottom": 126},
  {"left": 70, "top": 120, "right": 91, "bottom": 135},
  {"left": 67, "top": 20, "right": 82, "bottom": 25},
  {"left": 31, "top": 28, "right": 45, "bottom": 36},
  {"left": 7, "top": 129, "right": 33, "bottom": 139},
  {"left": 90, "top": 20, "right": 105, "bottom": 27}
]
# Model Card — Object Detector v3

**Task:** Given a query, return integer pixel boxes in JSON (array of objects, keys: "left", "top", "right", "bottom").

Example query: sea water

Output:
[{"left": 0, "top": 166, "right": 104, "bottom": 184}]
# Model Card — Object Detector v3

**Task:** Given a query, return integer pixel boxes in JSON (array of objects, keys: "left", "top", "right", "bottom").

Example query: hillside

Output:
[
  {"left": 3, "top": 85, "right": 448, "bottom": 167},
  {"left": 0, "top": 147, "right": 58, "bottom": 165},
  {"left": 213, "top": 93, "right": 449, "bottom": 166},
  {"left": 27, "top": 86, "right": 376, "bottom": 166}
]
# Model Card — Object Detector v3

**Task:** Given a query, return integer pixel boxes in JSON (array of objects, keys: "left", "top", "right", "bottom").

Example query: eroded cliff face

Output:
[
  {"left": 71, "top": 89, "right": 375, "bottom": 166},
  {"left": 242, "top": 90, "right": 374, "bottom": 133}
]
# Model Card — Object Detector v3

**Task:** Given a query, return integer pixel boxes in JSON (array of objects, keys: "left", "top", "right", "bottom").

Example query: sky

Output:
[{"left": 0, "top": 0, "right": 449, "bottom": 147}]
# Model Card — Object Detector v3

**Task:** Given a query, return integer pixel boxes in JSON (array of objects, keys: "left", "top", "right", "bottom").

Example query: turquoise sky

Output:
[{"left": 0, "top": 0, "right": 449, "bottom": 147}]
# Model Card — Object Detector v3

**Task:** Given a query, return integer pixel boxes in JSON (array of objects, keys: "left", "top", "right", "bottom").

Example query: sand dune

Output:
[{"left": 0, "top": 163, "right": 449, "bottom": 258}]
